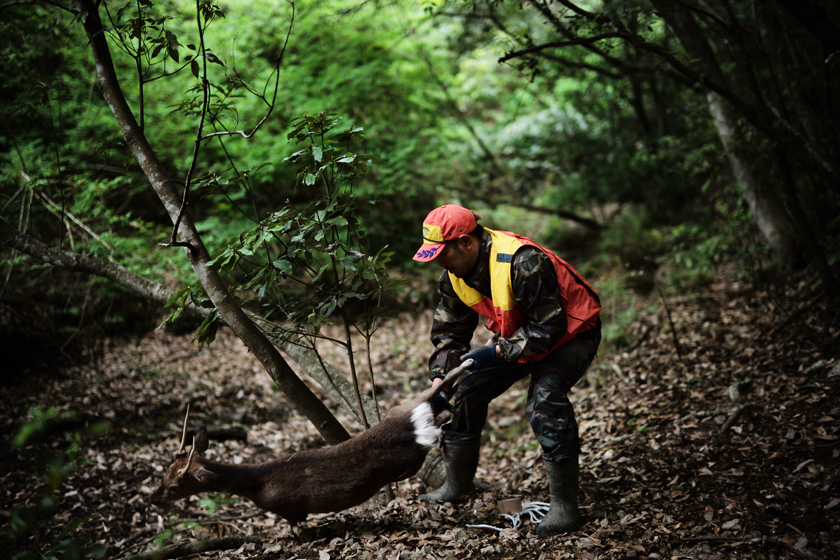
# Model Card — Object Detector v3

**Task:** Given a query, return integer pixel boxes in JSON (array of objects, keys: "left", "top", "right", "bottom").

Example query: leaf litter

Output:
[{"left": 1, "top": 267, "right": 839, "bottom": 559}]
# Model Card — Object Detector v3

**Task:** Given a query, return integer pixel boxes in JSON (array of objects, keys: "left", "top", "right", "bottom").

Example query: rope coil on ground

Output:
[{"left": 467, "top": 501, "right": 550, "bottom": 531}]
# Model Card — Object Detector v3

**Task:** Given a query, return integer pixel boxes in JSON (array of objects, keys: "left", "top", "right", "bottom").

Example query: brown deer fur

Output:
[{"left": 150, "top": 359, "right": 473, "bottom": 526}]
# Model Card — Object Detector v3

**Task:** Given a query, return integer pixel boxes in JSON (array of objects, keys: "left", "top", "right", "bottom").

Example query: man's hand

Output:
[
  {"left": 429, "top": 392, "right": 453, "bottom": 416},
  {"left": 461, "top": 344, "right": 499, "bottom": 369}
]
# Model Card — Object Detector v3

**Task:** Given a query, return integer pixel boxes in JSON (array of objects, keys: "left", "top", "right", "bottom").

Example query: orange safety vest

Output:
[{"left": 449, "top": 228, "right": 601, "bottom": 363}]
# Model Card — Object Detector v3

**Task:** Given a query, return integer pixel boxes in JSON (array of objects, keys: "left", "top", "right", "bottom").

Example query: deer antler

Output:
[
  {"left": 176, "top": 404, "right": 191, "bottom": 456},
  {"left": 177, "top": 435, "right": 197, "bottom": 477}
]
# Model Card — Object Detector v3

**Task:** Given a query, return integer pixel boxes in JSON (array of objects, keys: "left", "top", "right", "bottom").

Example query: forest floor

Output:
[{"left": 2, "top": 266, "right": 839, "bottom": 560}]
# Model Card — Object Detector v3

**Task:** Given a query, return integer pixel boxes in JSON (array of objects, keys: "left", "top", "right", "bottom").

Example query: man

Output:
[{"left": 413, "top": 204, "right": 601, "bottom": 537}]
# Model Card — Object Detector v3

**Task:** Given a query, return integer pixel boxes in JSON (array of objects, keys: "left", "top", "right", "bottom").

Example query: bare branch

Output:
[
  {"left": 545, "top": 0, "right": 840, "bottom": 184},
  {"left": 512, "top": 201, "right": 604, "bottom": 231},
  {"left": 36, "top": 192, "right": 114, "bottom": 251},
  {"left": 167, "top": 2, "right": 295, "bottom": 247},
  {"left": 499, "top": 33, "right": 628, "bottom": 63},
  {"left": 1, "top": 218, "right": 188, "bottom": 308}
]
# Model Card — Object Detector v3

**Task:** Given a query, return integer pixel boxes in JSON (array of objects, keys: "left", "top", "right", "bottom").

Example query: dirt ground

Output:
[{"left": 1, "top": 268, "right": 839, "bottom": 560}]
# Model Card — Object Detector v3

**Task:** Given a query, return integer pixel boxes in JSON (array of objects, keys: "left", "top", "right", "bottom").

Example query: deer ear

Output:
[
  {"left": 195, "top": 426, "right": 210, "bottom": 454},
  {"left": 193, "top": 466, "right": 217, "bottom": 482}
]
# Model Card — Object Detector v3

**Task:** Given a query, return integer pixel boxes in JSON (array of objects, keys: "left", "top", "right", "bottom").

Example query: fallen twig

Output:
[
  {"left": 626, "top": 325, "right": 652, "bottom": 353},
  {"left": 599, "top": 433, "right": 637, "bottom": 447},
  {"left": 657, "top": 285, "right": 682, "bottom": 358},
  {"left": 114, "top": 527, "right": 157, "bottom": 553},
  {"left": 679, "top": 535, "right": 746, "bottom": 542},
  {"left": 120, "top": 536, "right": 259, "bottom": 560},
  {"left": 674, "top": 407, "right": 737, "bottom": 425},
  {"left": 718, "top": 403, "right": 761, "bottom": 438}
]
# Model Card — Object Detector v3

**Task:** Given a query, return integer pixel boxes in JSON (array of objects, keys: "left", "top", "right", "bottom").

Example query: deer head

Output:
[{"left": 150, "top": 406, "right": 217, "bottom": 505}]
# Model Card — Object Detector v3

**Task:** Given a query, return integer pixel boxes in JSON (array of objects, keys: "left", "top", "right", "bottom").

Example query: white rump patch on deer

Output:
[{"left": 410, "top": 402, "right": 439, "bottom": 447}]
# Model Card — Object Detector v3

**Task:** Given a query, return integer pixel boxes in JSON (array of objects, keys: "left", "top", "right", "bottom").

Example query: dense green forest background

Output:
[
  {"left": 2, "top": 2, "right": 840, "bottom": 559},
  {"left": 2, "top": 0, "right": 839, "bottom": 403}
]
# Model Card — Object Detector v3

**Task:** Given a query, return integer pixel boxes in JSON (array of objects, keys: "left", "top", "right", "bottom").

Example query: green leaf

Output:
[
  {"left": 205, "top": 52, "right": 225, "bottom": 66},
  {"left": 272, "top": 259, "right": 293, "bottom": 275},
  {"left": 155, "top": 529, "right": 174, "bottom": 549},
  {"left": 165, "top": 29, "right": 180, "bottom": 63},
  {"left": 312, "top": 263, "right": 330, "bottom": 285},
  {"left": 326, "top": 216, "right": 349, "bottom": 227},
  {"left": 313, "top": 146, "right": 323, "bottom": 162},
  {"left": 191, "top": 59, "right": 199, "bottom": 79},
  {"left": 319, "top": 299, "right": 337, "bottom": 316},
  {"left": 338, "top": 255, "right": 361, "bottom": 271},
  {"left": 164, "top": 287, "right": 191, "bottom": 308},
  {"left": 194, "top": 309, "right": 219, "bottom": 349}
]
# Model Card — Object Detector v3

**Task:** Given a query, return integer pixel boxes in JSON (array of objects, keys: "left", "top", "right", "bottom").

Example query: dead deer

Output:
[{"left": 150, "top": 359, "right": 473, "bottom": 527}]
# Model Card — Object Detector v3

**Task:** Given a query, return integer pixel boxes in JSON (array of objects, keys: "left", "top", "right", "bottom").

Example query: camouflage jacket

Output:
[{"left": 429, "top": 230, "right": 568, "bottom": 380}]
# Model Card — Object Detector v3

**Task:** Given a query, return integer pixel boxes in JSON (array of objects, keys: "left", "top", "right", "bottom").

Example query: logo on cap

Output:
[{"left": 412, "top": 205, "right": 477, "bottom": 262}]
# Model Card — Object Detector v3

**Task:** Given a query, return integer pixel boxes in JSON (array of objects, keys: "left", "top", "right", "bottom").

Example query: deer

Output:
[{"left": 150, "top": 359, "right": 473, "bottom": 528}]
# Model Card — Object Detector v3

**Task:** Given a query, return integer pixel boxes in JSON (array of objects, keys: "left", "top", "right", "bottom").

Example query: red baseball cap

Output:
[{"left": 413, "top": 205, "right": 478, "bottom": 262}]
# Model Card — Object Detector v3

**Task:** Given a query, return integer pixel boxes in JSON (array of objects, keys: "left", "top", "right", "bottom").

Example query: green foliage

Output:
[
  {"left": 196, "top": 494, "right": 236, "bottom": 515},
  {"left": 601, "top": 207, "right": 664, "bottom": 275},
  {"left": 210, "top": 112, "right": 404, "bottom": 347},
  {"left": 157, "top": 285, "right": 218, "bottom": 347},
  {"left": 655, "top": 180, "right": 776, "bottom": 290},
  {"left": 1, "top": 408, "right": 110, "bottom": 560},
  {"left": 666, "top": 224, "right": 733, "bottom": 279},
  {"left": 596, "top": 274, "right": 641, "bottom": 350}
]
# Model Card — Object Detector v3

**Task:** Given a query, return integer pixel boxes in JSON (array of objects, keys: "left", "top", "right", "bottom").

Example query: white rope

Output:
[{"left": 466, "top": 501, "right": 551, "bottom": 531}]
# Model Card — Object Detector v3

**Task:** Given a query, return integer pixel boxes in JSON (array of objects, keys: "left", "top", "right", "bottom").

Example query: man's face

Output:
[{"left": 436, "top": 237, "right": 476, "bottom": 278}]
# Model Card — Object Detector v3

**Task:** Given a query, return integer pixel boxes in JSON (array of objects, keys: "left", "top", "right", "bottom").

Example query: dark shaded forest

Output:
[{"left": 1, "top": 0, "right": 839, "bottom": 559}]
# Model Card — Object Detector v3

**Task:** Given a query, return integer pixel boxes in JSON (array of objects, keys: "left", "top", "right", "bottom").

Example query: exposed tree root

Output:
[{"left": 121, "top": 536, "right": 260, "bottom": 560}]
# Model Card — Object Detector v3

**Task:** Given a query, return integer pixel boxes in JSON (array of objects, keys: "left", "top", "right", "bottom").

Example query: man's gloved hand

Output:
[
  {"left": 429, "top": 391, "right": 453, "bottom": 415},
  {"left": 461, "top": 344, "right": 498, "bottom": 370}
]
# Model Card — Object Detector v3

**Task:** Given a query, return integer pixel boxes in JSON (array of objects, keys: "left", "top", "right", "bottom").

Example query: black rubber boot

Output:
[
  {"left": 536, "top": 456, "right": 582, "bottom": 536},
  {"left": 418, "top": 437, "right": 480, "bottom": 503}
]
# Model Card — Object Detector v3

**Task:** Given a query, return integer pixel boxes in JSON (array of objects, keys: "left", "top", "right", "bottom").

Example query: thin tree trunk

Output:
[
  {"left": 74, "top": 0, "right": 349, "bottom": 444},
  {"left": 651, "top": 0, "right": 799, "bottom": 263},
  {"left": 706, "top": 92, "right": 798, "bottom": 263}
]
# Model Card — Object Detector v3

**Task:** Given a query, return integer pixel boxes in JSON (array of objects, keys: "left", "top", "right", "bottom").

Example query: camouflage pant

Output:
[{"left": 443, "top": 327, "right": 601, "bottom": 460}]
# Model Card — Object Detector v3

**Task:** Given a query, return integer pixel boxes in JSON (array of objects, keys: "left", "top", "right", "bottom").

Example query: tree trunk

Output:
[
  {"left": 74, "top": 0, "right": 349, "bottom": 444},
  {"left": 706, "top": 92, "right": 798, "bottom": 263},
  {"left": 650, "top": 0, "right": 799, "bottom": 263}
]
